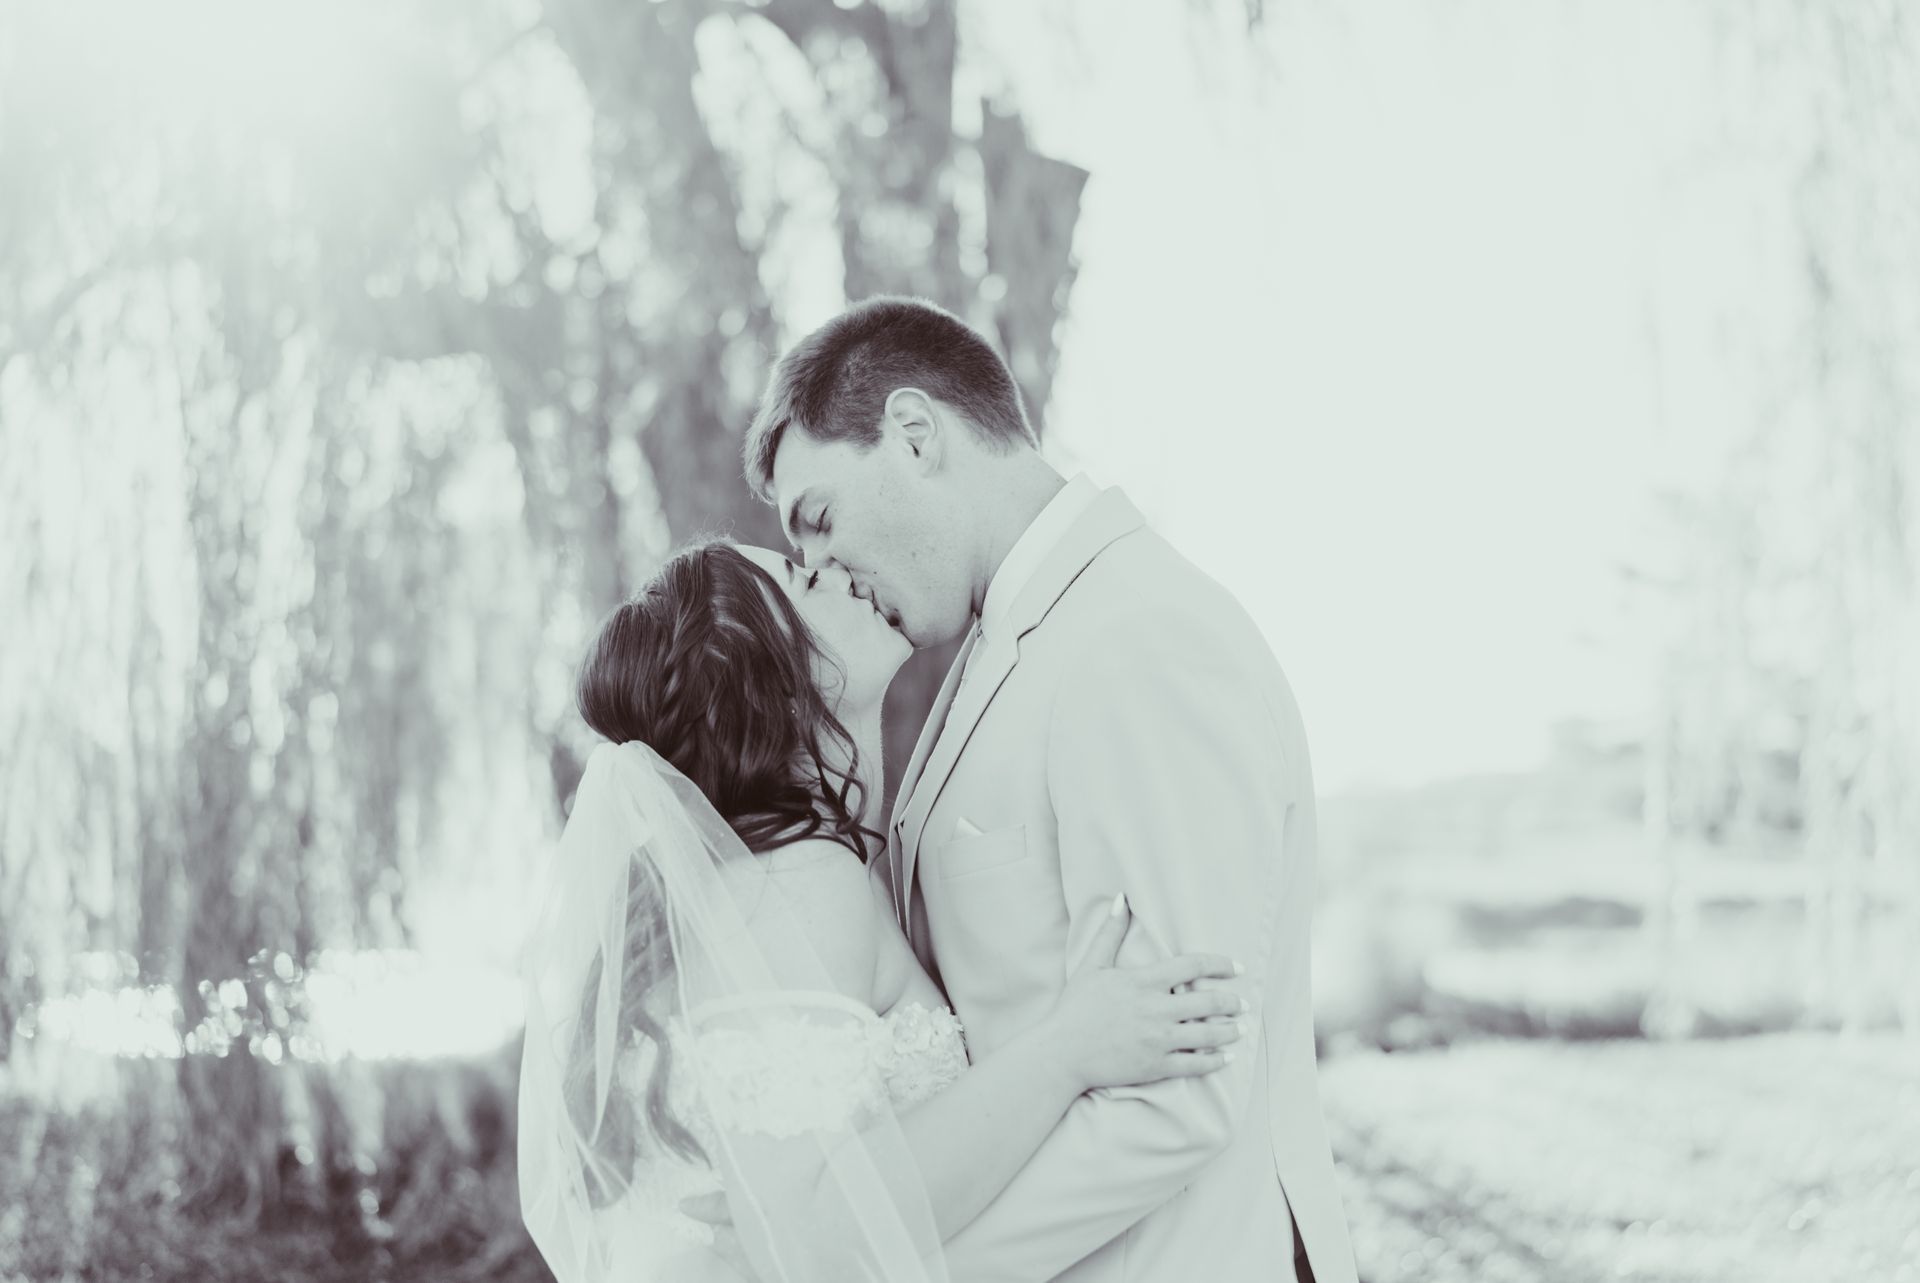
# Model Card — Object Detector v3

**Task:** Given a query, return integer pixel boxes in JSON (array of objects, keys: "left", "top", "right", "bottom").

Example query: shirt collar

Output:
[{"left": 978, "top": 473, "right": 1101, "bottom": 644}]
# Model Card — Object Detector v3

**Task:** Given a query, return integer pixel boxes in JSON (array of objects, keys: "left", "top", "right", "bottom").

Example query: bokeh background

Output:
[{"left": 3, "top": 1, "right": 1917, "bottom": 1280}]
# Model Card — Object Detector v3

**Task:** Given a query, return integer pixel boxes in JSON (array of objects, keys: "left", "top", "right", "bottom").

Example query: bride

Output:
[{"left": 518, "top": 540, "right": 1246, "bottom": 1282}]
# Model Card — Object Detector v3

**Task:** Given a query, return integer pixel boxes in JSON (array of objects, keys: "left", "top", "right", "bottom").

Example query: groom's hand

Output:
[{"left": 680, "top": 1193, "right": 752, "bottom": 1278}]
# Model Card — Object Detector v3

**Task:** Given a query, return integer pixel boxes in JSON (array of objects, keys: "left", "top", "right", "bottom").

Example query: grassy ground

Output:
[
  {"left": 1320, "top": 1032, "right": 1920, "bottom": 1283},
  {"left": 3, "top": 1032, "right": 1912, "bottom": 1281},
  {"left": 0, "top": 1052, "right": 550, "bottom": 1283}
]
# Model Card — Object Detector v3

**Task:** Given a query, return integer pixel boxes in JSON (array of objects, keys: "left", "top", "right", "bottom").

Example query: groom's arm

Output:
[{"left": 941, "top": 610, "right": 1297, "bottom": 1282}]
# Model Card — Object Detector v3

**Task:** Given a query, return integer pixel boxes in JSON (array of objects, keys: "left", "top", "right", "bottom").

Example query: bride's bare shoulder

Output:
[
  {"left": 763, "top": 835, "right": 867, "bottom": 874},
  {"left": 751, "top": 837, "right": 884, "bottom": 1002}
]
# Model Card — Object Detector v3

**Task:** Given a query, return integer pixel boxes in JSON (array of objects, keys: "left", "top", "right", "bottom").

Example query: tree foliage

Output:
[
  {"left": 1630, "top": 0, "right": 1919, "bottom": 1036},
  {"left": 1, "top": 0, "right": 1092, "bottom": 1236}
]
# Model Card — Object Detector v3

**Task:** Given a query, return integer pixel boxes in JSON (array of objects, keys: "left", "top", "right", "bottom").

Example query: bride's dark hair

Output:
[
  {"left": 564, "top": 539, "right": 884, "bottom": 1198},
  {"left": 577, "top": 539, "right": 880, "bottom": 859}
]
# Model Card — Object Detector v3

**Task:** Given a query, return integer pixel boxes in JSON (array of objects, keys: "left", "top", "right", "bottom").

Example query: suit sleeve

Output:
[{"left": 940, "top": 612, "right": 1299, "bottom": 1281}]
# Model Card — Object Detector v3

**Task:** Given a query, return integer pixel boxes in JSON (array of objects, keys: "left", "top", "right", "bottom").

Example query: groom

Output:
[{"left": 744, "top": 297, "right": 1357, "bottom": 1283}]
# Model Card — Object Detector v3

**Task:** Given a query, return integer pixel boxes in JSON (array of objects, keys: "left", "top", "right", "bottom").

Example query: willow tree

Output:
[
  {"left": 0, "top": 0, "right": 529, "bottom": 1224},
  {"left": 1, "top": 0, "right": 1261, "bottom": 1240},
  {"left": 405, "top": 0, "right": 1096, "bottom": 798},
  {"left": 1634, "top": 1, "right": 1920, "bottom": 1033},
  {"left": 1757, "top": 2, "right": 1918, "bottom": 1033}
]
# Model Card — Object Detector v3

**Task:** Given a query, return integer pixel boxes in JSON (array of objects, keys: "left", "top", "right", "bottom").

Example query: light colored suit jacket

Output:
[{"left": 883, "top": 487, "right": 1358, "bottom": 1283}]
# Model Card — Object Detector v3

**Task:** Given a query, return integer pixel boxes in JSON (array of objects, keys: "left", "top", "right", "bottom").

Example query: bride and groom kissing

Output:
[{"left": 518, "top": 296, "right": 1358, "bottom": 1283}]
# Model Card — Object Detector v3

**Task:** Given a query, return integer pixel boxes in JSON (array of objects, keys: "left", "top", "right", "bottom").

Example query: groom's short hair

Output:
[{"left": 744, "top": 296, "right": 1036, "bottom": 500}]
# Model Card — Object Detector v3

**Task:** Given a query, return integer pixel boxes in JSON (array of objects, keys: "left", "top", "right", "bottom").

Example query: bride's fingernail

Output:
[
  {"left": 1232, "top": 960, "right": 1245, "bottom": 976},
  {"left": 1238, "top": 996, "right": 1251, "bottom": 1014},
  {"left": 1221, "top": 1050, "right": 1236, "bottom": 1064}
]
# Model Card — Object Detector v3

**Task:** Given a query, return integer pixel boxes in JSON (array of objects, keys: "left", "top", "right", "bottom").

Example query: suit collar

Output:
[
  {"left": 978, "top": 473, "right": 1101, "bottom": 646},
  {"left": 997, "top": 485, "right": 1144, "bottom": 647},
  {"left": 891, "top": 487, "right": 1146, "bottom": 927}
]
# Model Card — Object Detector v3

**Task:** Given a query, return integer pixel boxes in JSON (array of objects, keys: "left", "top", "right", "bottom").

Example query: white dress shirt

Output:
[{"left": 959, "top": 472, "right": 1101, "bottom": 686}]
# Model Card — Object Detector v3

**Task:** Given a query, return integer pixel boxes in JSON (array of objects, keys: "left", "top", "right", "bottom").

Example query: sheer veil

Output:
[{"left": 518, "top": 740, "right": 947, "bottom": 1282}]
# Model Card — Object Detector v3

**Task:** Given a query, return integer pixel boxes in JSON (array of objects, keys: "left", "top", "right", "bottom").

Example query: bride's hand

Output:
[{"left": 1043, "top": 893, "right": 1247, "bottom": 1093}]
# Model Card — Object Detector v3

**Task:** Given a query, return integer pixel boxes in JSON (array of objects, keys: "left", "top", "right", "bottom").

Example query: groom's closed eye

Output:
[{"left": 782, "top": 492, "right": 829, "bottom": 547}]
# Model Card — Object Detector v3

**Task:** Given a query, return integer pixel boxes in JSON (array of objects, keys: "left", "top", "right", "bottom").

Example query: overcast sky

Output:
[{"left": 955, "top": 0, "right": 1778, "bottom": 792}]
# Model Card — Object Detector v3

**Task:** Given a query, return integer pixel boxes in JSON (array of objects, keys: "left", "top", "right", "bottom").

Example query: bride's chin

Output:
[{"left": 878, "top": 644, "right": 912, "bottom": 686}]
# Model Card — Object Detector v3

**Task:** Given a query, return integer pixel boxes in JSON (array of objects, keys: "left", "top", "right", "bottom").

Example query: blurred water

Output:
[{"left": 16, "top": 949, "right": 523, "bottom": 1066}]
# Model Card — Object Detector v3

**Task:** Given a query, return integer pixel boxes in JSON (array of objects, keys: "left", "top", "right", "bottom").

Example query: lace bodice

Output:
[
  {"left": 679, "top": 995, "right": 968, "bottom": 1136},
  {"left": 603, "top": 997, "right": 968, "bottom": 1261}
]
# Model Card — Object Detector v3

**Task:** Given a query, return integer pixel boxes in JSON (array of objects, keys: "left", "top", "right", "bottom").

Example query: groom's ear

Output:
[{"left": 881, "top": 387, "right": 942, "bottom": 470}]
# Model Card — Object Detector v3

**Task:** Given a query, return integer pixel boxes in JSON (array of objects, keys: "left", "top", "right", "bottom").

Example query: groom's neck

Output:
[{"left": 973, "top": 453, "right": 1067, "bottom": 612}]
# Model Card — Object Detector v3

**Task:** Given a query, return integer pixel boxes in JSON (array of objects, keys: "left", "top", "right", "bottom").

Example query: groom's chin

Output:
[
  {"left": 908, "top": 612, "right": 975, "bottom": 652},
  {"left": 900, "top": 623, "right": 945, "bottom": 652}
]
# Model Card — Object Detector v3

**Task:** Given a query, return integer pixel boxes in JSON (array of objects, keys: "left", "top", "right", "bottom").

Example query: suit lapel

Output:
[
  {"left": 895, "top": 488, "right": 1147, "bottom": 928},
  {"left": 887, "top": 628, "right": 975, "bottom": 922},
  {"left": 895, "top": 631, "right": 1019, "bottom": 909}
]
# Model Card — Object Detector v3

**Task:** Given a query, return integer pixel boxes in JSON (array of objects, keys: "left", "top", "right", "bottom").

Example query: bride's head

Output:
[{"left": 575, "top": 540, "right": 910, "bottom": 857}]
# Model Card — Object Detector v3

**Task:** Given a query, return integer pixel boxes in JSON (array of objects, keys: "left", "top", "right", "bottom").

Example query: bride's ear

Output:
[{"left": 882, "top": 388, "right": 941, "bottom": 469}]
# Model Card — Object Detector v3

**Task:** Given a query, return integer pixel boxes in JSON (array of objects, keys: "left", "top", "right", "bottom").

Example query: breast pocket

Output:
[{"left": 936, "top": 824, "right": 1030, "bottom": 880}]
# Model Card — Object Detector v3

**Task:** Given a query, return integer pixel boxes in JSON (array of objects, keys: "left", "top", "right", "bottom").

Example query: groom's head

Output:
[{"left": 745, "top": 296, "right": 1037, "bottom": 649}]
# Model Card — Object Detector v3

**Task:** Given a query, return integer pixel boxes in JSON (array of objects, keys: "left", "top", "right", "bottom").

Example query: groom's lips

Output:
[{"left": 852, "top": 581, "right": 905, "bottom": 635}]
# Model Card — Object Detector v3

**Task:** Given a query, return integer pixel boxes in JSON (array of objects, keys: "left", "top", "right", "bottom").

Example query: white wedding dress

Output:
[
  {"left": 598, "top": 994, "right": 969, "bottom": 1272},
  {"left": 521, "top": 744, "right": 958, "bottom": 1283}
]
